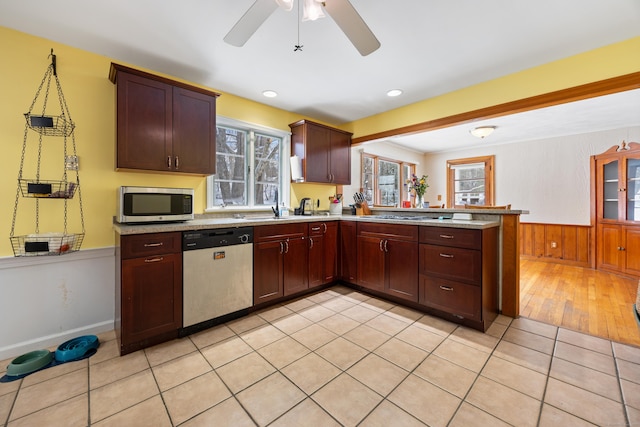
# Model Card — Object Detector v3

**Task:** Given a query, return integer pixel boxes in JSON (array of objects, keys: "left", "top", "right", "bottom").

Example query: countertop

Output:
[{"left": 113, "top": 211, "right": 504, "bottom": 235}]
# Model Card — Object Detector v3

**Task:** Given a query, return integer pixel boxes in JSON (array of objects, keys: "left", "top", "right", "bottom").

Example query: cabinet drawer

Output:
[
  {"left": 358, "top": 223, "right": 418, "bottom": 241},
  {"left": 121, "top": 232, "right": 182, "bottom": 259},
  {"left": 420, "top": 276, "right": 481, "bottom": 321},
  {"left": 420, "top": 227, "right": 481, "bottom": 249},
  {"left": 420, "top": 244, "right": 481, "bottom": 284},
  {"left": 254, "top": 223, "right": 307, "bottom": 242},
  {"left": 309, "top": 222, "right": 328, "bottom": 236}
]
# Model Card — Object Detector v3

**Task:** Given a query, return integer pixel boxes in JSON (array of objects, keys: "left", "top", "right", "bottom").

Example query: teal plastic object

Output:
[
  {"left": 55, "top": 335, "right": 100, "bottom": 362},
  {"left": 6, "top": 350, "right": 54, "bottom": 377}
]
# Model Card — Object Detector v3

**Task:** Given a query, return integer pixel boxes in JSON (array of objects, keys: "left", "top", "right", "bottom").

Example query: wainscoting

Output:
[
  {"left": 0, "top": 247, "right": 116, "bottom": 360},
  {"left": 520, "top": 223, "right": 592, "bottom": 268}
]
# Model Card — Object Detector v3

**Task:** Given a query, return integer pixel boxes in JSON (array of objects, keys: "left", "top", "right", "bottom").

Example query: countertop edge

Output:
[{"left": 113, "top": 214, "right": 502, "bottom": 235}]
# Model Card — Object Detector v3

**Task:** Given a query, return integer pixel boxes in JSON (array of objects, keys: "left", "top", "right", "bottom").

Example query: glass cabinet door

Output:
[
  {"left": 627, "top": 157, "right": 640, "bottom": 221},
  {"left": 602, "top": 160, "right": 619, "bottom": 220}
]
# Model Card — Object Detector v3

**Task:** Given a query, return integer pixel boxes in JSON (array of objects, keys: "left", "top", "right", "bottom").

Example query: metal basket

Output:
[
  {"left": 19, "top": 180, "right": 77, "bottom": 199},
  {"left": 10, "top": 233, "right": 84, "bottom": 256},
  {"left": 24, "top": 113, "right": 75, "bottom": 137}
]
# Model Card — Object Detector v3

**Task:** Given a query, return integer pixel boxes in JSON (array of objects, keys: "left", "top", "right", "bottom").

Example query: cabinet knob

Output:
[
  {"left": 175, "top": 156, "right": 179, "bottom": 169},
  {"left": 439, "top": 285, "right": 454, "bottom": 291},
  {"left": 439, "top": 234, "right": 455, "bottom": 239},
  {"left": 144, "top": 257, "right": 164, "bottom": 263},
  {"left": 379, "top": 240, "right": 384, "bottom": 252},
  {"left": 309, "top": 237, "right": 314, "bottom": 249},
  {"left": 167, "top": 156, "right": 172, "bottom": 168},
  {"left": 439, "top": 253, "right": 454, "bottom": 258}
]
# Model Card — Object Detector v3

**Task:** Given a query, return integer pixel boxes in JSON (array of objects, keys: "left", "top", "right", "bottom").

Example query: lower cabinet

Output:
[
  {"left": 339, "top": 221, "right": 358, "bottom": 283},
  {"left": 309, "top": 221, "right": 338, "bottom": 288},
  {"left": 419, "top": 226, "right": 498, "bottom": 331},
  {"left": 597, "top": 223, "right": 640, "bottom": 277},
  {"left": 253, "top": 223, "right": 308, "bottom": 304},
  {"left": 116, "top": 232, "right": 182, "bottom": 355},
  {"left": 356, "top": 223, "right": 419, "bottom": 302}
]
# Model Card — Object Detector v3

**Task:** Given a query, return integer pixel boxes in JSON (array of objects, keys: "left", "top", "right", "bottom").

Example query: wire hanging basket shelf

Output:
[
  {"left": 24, "top": 113, "right": 75, "bottom": 137},
  {"left": 10, "top": 233, "right": 85, "bottom": 257},
  {"left": 19, "top": 179, "right": 78, "bottom": 199}
]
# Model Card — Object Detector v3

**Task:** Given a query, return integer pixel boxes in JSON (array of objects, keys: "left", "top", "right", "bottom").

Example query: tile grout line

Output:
[
  {"left": 533, "top": 321, "right": 559, "bottom": 427},
  {"left": 612, "top": 340, "right": 632, "bottom": 427}
]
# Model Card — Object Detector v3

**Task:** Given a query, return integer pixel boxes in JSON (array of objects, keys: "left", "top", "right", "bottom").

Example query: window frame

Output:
[
  {"left": 446, "top": 155, "right": 495, "bottom": 208},
  {"left": 206, "top": 116, "right": 291, "bottom": 211},
  {"left": 361, "top": 153, "right": 416, "bottom": 206}
]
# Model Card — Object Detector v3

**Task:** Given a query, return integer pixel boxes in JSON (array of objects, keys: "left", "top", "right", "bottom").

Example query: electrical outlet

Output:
[
  {"left": 437, "top": 194, "right": 442, "bottom": 201},
  {"left": 551, "top": 241, "right": 557, "bottom": 248},
  {"left": 65, "top": 155, "right": 78, "bottom": 170}
]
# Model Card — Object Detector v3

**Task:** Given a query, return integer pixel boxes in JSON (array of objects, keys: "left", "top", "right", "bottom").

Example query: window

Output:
[
  {"left": 361, "top": 153, "right": 415, "bottom": 206},
  {"left": 447, "top": 155, "right": 494, "bottom": 208},
  {"left": 207, "top": 117, "right": 289, "bottom": 210}
]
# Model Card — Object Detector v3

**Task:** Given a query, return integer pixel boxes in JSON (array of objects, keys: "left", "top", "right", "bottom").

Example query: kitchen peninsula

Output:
[{"left": 114, "top": 209, "right": 523, "bottom": 354}]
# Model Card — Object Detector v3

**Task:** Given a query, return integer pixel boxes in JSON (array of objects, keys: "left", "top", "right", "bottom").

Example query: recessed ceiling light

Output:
[
  {"left": 387, "top": 89, "right": 403, "bottom": 97},
  {"left": 262, "top": 90, "right": 278, "bottom": 98}
]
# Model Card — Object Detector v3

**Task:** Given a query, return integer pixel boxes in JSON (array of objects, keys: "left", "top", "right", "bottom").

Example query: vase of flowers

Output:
[{"left": 407, "top": 174, "right": 429, "bottom": 208}]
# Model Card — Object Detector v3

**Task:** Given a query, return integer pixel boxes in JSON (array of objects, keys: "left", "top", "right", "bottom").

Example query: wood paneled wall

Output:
[{"left": 520, "top": 223, "right": 593, "bottom": 267}]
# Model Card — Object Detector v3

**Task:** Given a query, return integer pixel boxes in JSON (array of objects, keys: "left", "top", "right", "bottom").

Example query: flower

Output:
[{"left": 407, "top": 174, "right": 429, "bottom": 197}]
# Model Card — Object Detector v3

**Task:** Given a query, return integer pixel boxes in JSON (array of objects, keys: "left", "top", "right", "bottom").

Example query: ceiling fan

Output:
[{"left": 224, "top": 0, "right": 381, "bottom": 56}]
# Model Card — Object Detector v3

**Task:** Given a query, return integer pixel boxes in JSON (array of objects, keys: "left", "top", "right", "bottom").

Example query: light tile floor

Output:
[{"left": 2, "top": 286, "right": 639, "bottom": 426}]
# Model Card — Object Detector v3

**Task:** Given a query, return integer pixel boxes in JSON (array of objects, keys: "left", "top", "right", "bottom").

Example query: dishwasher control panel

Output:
[{"left": 183, "top": 227, "right": 253, "bottom": 250}]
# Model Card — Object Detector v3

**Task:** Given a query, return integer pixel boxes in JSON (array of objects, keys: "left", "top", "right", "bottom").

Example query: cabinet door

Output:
[
  {"left": 116, "top": 72, "right": 173, "bottom": 171},
  {"left": 357, "top": 235, "right": 385, "bottom": 292},
  {"left": 598, "top": 224, "right": 623, "bottom": 271},
  {"left": 340, "top": 221, "right": 358, "bottom": 283},
  {"left": 623, "top": 226, "right": 640, "bottom": 275},
  {"left": 305, "top": 123, "right": 331, "bottom": 183},
  {"left": 121, "top": 252, "right": 182, "bottom": 346},
  {"left": 386, "top": 239, "right": 418, "bottom": 302},
  {"left": 330, "top": 130, "right": 351, "bottom": 184},
  {"left": 323, "top": 222, "right": 338, "bottom": 282},
  {"left": 308, "top": 233, "right": 325, "bottom": 288},
  {"left": 624, "top": 155, "right": 640, "bottom": 222},
  {"left": 254, "top": 240, "right": 284, "bottom": 304},
  {"left": 172, "top": 87, "right": 216, "bottom": 174},
  {"left": 284, "top": 237, "right": 309, "bottom": 296}
]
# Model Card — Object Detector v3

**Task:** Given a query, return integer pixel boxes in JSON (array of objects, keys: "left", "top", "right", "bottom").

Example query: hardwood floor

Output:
[{"left": 520, "top": 258, "right": 640, "bottom": 347}]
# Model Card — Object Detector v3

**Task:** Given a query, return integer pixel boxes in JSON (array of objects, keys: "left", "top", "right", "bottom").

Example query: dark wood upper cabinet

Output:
[
  {"left": 290, "top": 119, "right": 352, "bottom": 184},
  {"left": 110, "top": 63, "right": 219, "bottom": 175}
]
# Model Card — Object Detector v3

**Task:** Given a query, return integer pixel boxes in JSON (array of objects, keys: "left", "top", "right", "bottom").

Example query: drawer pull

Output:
[
  {"left": 145, "top": 257, "right": 164, "bottom": 263},
  {"left": 439, "top": 234, "right": 455, "bottom": 239},
  {"left": 439, "top": 253, "right": 454, "bottom": 258},
  {"left": 311, "top": 227, "right": 321, "bottom": 231},
  {"left": 439, "top": 285, "right": 454, "bottom": 291},
  {"left": 144, "top": 242, "right": 164, "bottom": 248}
]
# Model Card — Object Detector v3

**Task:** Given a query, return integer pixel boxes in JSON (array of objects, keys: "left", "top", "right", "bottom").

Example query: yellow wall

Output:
[
  {"left": 2, "top": 25, "right": 639, "bottom": 256},
  {"left": 344, "top": 36, "right": 640, "bottom": 138},
  {"left": 0, "top": 27, "right": 313, "bottom": 256}
]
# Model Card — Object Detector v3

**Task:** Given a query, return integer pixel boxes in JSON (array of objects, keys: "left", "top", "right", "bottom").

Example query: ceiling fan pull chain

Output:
[{"left": 294, "top": 0, "right": 303, "bottom": 52}]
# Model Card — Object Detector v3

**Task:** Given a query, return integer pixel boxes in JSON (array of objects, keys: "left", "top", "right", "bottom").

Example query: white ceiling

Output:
[{"left": 1, "top": 0, "right": 639, "bottom": 151}]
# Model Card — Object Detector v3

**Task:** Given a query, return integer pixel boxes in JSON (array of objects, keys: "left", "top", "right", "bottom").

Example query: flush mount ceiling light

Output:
[
  {"left": 386, "top": 89, "right": 403, "bottom": 97},
  {"left": 470, "top": 126, "right": 496, "bottom": 139},
  {"left": 262, "top": 90, "right": 278, "bottom": 98}
]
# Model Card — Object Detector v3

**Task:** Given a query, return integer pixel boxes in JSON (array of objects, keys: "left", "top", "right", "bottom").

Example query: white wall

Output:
[
  {"left": 421, "top": 126, "right": 640, "bottom": 224},
  {"left": 344, "top": 141, "right": 427, "bottom": 205},
  {"left": 0, "top": 248, "right": 115, "bottom": 360}
]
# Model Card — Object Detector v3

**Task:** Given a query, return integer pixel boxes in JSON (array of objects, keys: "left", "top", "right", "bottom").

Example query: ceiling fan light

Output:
[
  {"left": 470, "top": 126, "right": 496, "bottom": 139},
  {"left": 275, "top": 0, "right": 294, "bottom": 11},
  {"left": 302, "top": 0, "right": 325, "bottom": 21}
]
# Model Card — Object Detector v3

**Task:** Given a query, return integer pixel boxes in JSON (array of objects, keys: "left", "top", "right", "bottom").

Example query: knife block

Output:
[{"left": 356, "top": 201, "right": 372, "bottom": 216}]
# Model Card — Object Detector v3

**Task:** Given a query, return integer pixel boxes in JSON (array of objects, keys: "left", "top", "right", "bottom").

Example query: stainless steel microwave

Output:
[{"left": 116, "top": 186, "right": 194, "bottom": 224}]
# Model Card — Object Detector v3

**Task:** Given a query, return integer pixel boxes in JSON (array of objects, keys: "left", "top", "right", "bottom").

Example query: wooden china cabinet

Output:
[{"left": 592, "top": 141, "right": 640, "bottom": 277}]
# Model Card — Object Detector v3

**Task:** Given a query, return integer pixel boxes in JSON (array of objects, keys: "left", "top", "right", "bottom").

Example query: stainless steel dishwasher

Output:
[{"left": 182, "top": 227, "right": 253, "bottom": 331}]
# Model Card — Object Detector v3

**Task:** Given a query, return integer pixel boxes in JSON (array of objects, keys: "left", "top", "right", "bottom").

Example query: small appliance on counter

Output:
[
  {"left": 116, "top": 186, "right": 194, "bottom": 224},
  {"left": 294, "top": 197, "right": 313, "bottom": 215}
]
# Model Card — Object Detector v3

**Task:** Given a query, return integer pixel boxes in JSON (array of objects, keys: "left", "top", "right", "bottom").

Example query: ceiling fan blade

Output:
[
  {"left": 322, "top": 0, "right": 380, "bottom": 56},
  {"left": 224, "top": 0, "right": 279, "bottom": 47}
]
